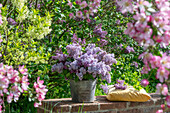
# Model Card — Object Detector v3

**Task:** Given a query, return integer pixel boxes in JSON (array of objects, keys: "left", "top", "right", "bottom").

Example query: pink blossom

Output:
[
  {"left": 141, "top": 79, "right": 149, "bottom": 87},
  {"left": 153, "top": 35, "right": 162, "bottom": 43},
  {"left": 162, "top": 31, "right": 170, "bottom": 47},
  {"left": 124, "top": 23, "right": 136, "bottom": 37},
  {"left": 0, "top": 107, "right": 1, "bottom": 112},
  {"left": 10, "top": 86, "right": 21, "bottom": 102},
  {"left": 134, "top": 0, "right": 152, "bottom": 12},
  {"left": 69, "top": 13, "right": 74, "bottom": 19},
  {"left": 155, "top": 0, "right": 170, "bottom": 11},
  {"left": 137, "top": 0, "right": 151, "bottom": 6},
  {"left": 93, "top": 0, "right": 101, "bottom": 8},
  {"left": 86, "top": 18, "right": 91, "bottom": 23},
  {"left": 151, "top": 12, "right": 169, "bottom": 34},
  {"left": 166, "top": 95, "right": 170, "bottom": 108},
  {"left": 80, "top": 1, "right": 88, "bottom": 9},
  {"left": 19, "top": 65, "right": 28, "bottom": 75},
  {"left": 156, "top": 83, "right": 168, "bottom": 96},
  {"left": 156, "top": 109, "right": 163, "bottom": 113},
  {"left": 138, "top": 52, "right": 153, "bottom": 65},
  {"left": 157, "top": 19, "right": 170, "bottom": 34},
  {"left": 149, "top": 56, "right": 161, "bottom": 69},
  {"left": 34, "top": 77, "right": 48, "bottom": 107},
  {"left": 117, "top": 0, "right": 134, "bottom": 13},
  {"left": 161, "top": 53, "right": 170, "bottom": 69},
  {"left": 75, "top": 0, "right": 81, "bottom": 5},
  {"left": 7, "top": 69, "right": 19, "bottom": 83},
  {"left": 21, "top": 75, "right": 30, "bottom": 91},
  {"left": 67, "top": 1, "right": 72, "bottom": 9},
  {"left": 161, "top": 104, "right": 165, "bottom": 110},
  {"left": 138, "top": 25, "right": 152, "bottom": 39},
  {"left": 0, "top": 75, "right": 9, "bottom": 95},
  {"left": 34, "top": 102, "right": 41, "bottom": 107},
  {"left": 156, "top": 67, "right": 169, "bottom": 83},
  {"left": 88, "top": 8, "right": 94, "bottom": 16},
  {"left": 76, "top": 11, "right": 83, "bottom": 18},
  {"left": 0, "top": 98, "right": 3, "bottom": 104},
  {"left": 133, "top": 12, "right": 149, "bottom": 27},
  {"left": 84, "top": 10, "right": 88, "bottom": 13},
  {"left": 7, "top": 93, "right": 13, "bottom": 103},
  {"left": 88, "top": 3, "right": 95, "bottom": 9},
  {"left": 141, "top": 64, "right": 150, "bottom": 74}
]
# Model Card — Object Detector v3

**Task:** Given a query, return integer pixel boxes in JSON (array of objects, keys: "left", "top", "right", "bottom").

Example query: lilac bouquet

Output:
[{"left": 51, "top": 43, "right": 117, "bottom": 83}]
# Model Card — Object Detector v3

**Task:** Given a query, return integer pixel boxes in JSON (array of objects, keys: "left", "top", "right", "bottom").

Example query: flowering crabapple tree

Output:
[{"left": 115, "top": 0, "right": 170, "bottom": 112}]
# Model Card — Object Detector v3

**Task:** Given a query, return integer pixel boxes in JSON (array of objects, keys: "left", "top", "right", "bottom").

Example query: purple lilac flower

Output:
[
  {"left": 66, "top": 43, "right": 82, "bottom": 58},
  {"left": 97, "top": 51, "right": 107, "bottom": 61},
  {"left": 101, "top": 84, "right": 108, "bottom": 94},
  {"left": 37, "top": 4, "right": 41, "bottom": 9},
  {"left": 52, "top": 53, "right": 67, "bottom": 61},
  {"left": 93, "top": 24, "right": 107, "bottom": 38},
  {"left": 52, "top": 43, "right": 117, "bottom": 82},
  {"left": 117, "top": 80, "right": 125, "bottom": 85},
  {"left": 114, "top": 80, "right": 127, "bottom": 90},
  {"left": 69, "top": 60, "right": 79, "bottom": 70},
  {"left": 125, "top": 46, "right": 135, "bottom": 53},
  {"left": 76, "top": 72, "right": 83, "bottom": 80},
  {"left": 103, "top": 54, "right": 117, "bottom": 65},
  {"left": 7, "top": 18, "right": 17, "bottom": 25},
  {"left": 82, "top": 39, "right": 86, "bottom": 44},
  {"left": 79, "top": 67, "right": 86, "bottom": 75},
  {"left": 131, "top": 61, "right": 138, "bottom": 68},
  {"left": 99, "top": 39, "right": 108, "bottom": 47},
  {"left": 51, "top": 63, "right": 64, "bottom": 73}
]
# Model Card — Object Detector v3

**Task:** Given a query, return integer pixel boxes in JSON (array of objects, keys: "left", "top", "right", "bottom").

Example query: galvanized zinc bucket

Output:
[{"left": 70, "top": 79, "right": 97, "bottom": 103}]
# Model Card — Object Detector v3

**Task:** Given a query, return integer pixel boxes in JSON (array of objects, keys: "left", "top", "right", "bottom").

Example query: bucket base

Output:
[{"left": 70, "top": 79, "right": 97, "bottom": 103}]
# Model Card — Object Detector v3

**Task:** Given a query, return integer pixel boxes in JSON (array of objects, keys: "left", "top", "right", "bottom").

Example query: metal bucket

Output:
[{"left": 70, "top": 79, "right": 97, "bottom": 103}]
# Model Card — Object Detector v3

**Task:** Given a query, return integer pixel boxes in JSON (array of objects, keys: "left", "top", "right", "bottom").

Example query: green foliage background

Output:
[{"left": 0, "top": 0, "right": 166, "bottom": 112}]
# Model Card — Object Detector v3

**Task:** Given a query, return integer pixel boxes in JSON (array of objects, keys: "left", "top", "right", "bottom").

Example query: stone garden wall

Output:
[{"left": 37, "top": 94, "right": 170, "bottom": 113}]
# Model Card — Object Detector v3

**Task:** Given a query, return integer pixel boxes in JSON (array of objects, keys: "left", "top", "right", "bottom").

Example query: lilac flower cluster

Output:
[
  {"left": 101, "top": 80, "right": 127, "bottom": 94},
  {"left": 71, "top": 33, "right": 86, "bottom": 45},
  {"left": 93, "top": 24, "right": 108, "bottom": 47},
  {"left": 114, "top": 80, "right": 127, "bottom": 90},
  {"left": 52, "top": 43, "right": 117, "bottom": 83},
  {"left": 93, "top": 24, "right": 108, "bottom": 39},
  {"left": 125, "top": 46, "right": 135, "bottom": 53},
  {"left": 66, "top": 43, "right": 82, "bottom": 58},
  {"left": 7, "top": 18, "right": 17, "bottom": 25},
  {"left": 101, "top": 84, "right": 108, "bottom": 94}
]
